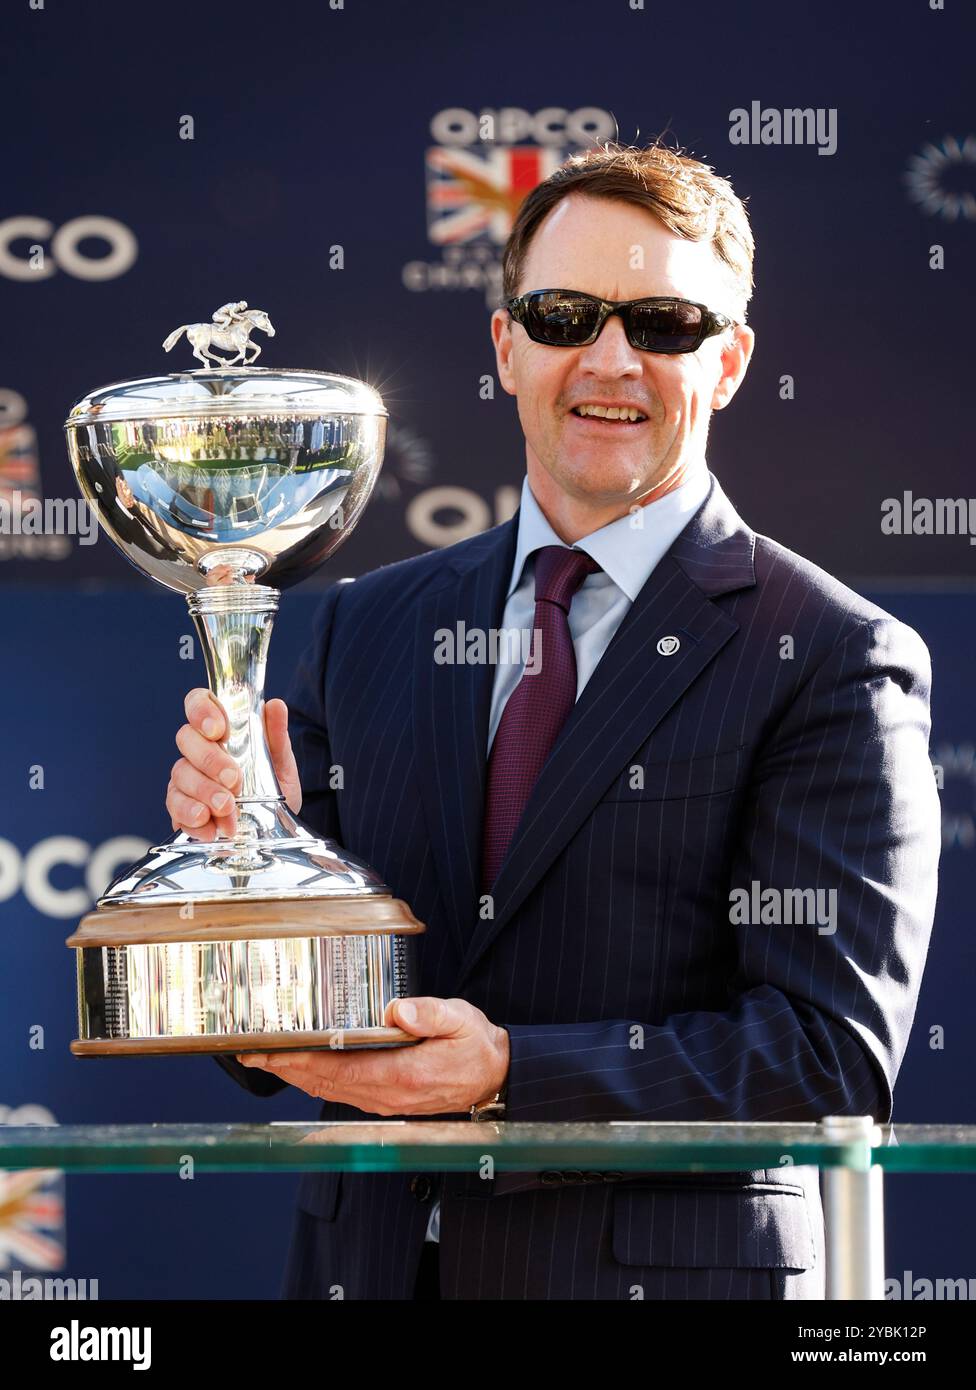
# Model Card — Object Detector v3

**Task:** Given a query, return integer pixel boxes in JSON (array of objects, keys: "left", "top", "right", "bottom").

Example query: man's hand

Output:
[
  {"left": 236, "top": 997, "right": 510, "bottom": 1116},
  {"left": 166, "top": 688, "right": 302, "bottom": 840}
]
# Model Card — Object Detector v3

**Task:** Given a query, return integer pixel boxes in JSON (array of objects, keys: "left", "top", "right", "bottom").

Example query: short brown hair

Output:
[{"left": 501, "top": 139, "right": 755, "bottom": 318}]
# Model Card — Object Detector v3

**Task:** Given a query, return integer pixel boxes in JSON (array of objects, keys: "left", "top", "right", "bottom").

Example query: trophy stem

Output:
[{"left": 187, "top": 584, "right": 283, "bottom": 807}]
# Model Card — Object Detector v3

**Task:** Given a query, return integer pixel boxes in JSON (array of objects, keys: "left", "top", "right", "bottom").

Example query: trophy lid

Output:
[{"left": 65, "top": 367, "right": 387, "bottom": 428}]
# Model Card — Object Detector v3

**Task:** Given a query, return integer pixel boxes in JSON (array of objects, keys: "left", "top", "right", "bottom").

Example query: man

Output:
[
  {"left": 211, "top": 299, "right": 250, "bottom": 329},
  {"left": 166, "top": 142, "right": 940, "bottom": 1300}
]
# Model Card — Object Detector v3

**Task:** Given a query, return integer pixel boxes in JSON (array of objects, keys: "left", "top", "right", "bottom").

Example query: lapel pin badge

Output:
[{"left": 656, "top": 635, "right": 681, "bottom": 657}]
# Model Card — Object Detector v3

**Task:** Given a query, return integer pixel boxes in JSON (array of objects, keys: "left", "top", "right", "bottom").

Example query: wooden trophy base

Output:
[{"left": 67, "top": 896, "right": 425, "bottom": 1057}]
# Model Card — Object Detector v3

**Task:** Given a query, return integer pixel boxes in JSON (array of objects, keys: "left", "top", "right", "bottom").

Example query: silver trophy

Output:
[{"left": 64, "top": 303, "right": 424, "bottom": 1056}]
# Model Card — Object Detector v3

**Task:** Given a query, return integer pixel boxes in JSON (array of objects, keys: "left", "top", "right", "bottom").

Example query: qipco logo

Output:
[
  {"left": 0, "top": 836, "right": 151, "bottom": 918},
  {"left": 0, "top": 216, "right": 138, "bottom": 282},
  {"left": 406, "top": 485, "right": 519, "bottom": 547}
]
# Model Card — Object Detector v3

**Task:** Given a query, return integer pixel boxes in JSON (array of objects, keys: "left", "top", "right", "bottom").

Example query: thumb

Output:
[
  {"left": 387, "top": 997, "right": 463, "bottom": 1038},
  {"left": 264, "top": 699, "right": 299, "bottom": 782}
]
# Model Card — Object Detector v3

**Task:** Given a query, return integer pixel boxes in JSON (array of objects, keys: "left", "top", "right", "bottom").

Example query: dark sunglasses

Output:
[{"left": 506, "top": 288, "right": 736, "bottom": 354}]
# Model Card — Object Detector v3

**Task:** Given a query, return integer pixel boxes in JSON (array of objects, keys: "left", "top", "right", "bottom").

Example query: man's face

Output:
[{"left": 492, "top": 194, "right": 754, "bottom": 514}]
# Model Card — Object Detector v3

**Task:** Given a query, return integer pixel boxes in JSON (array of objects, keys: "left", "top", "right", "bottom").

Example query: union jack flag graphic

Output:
[
  {"left": 0, "top": 1168, "right": 66, "bottom": 1270},
  {"left": 0, "top": 423, "right": 40, "bottom": 506},
  {"left": 425, "top": 145, "right": 566, "bottom": 245}
]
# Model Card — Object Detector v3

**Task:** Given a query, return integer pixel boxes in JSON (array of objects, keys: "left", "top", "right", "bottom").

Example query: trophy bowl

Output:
[{"left": 63, "top": 306, "right": 424, "bottom": 1056}]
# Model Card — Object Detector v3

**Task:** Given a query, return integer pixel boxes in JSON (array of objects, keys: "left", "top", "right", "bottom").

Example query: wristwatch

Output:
[{"left": 470, "top": 1084, "right": 507, "bottom": 1122}]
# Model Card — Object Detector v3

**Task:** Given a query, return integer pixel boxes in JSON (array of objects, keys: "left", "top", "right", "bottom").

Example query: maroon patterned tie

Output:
[{"left": 481, "top": 544, "right": 601, "bottom": 893}]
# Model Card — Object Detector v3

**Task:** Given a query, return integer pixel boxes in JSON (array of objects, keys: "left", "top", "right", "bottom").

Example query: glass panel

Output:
[{"left": 0, "top": 1122, "right": 974, "bottom": 1174}]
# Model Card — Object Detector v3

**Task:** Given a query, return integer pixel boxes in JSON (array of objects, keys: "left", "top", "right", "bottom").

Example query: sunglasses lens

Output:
[
  {"left": 629, "top": 300, "right": 703, "bottom": 351},
  {"left": 523, "top": 292, "right": 601, "bottom": 345},
  {"left": 516, "top": 293, "right": 712, "bottom": 352}
]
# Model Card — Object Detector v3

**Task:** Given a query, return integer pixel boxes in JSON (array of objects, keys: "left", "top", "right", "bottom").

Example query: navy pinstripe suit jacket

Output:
[{"left": 219, "top": 470, "right": 940, "bottom": 1300}]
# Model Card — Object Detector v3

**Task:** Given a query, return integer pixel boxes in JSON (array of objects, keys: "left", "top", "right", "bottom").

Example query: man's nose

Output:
[{"left": 576, "top": 313, "right": 643, "bottom": 375}]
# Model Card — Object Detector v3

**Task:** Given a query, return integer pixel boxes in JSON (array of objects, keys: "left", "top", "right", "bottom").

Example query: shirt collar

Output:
[{"left": 507, "top": 465, "right": 712, "bottom": 603}]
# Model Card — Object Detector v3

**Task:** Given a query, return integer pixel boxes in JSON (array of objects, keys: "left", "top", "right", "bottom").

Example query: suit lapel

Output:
[{"left": 412, "top": 514, "right": 519, "bottom": 961}]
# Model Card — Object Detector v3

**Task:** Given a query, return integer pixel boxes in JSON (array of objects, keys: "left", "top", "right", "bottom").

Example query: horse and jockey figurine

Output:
[{"left": 162, "top": 301, "right": 275, "bottom": 368}]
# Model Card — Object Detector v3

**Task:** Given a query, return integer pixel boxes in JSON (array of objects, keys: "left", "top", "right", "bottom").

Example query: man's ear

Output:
[
  {"left": 491, "top": 308, "right": 518, "bottom": 397},
  {"left": 711, "top": 323, "right": 755, "bottom": 411}
]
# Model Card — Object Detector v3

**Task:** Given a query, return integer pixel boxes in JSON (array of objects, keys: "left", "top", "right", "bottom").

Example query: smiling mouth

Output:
[{"left": 570, "top": 404, "right": 648, "bottom": 423}]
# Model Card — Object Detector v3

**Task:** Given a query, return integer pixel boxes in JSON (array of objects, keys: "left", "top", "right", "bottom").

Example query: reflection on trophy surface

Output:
[{"left": 64, "top": 303, "right": 424, "bottom": 1056}]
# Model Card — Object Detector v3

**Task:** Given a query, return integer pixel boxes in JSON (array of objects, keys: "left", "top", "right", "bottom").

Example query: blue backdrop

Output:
[{"left": 2, "top": 0, "right": 974, "bottom": 1297}]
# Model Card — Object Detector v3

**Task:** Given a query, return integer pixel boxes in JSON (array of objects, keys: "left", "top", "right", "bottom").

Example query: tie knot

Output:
[{"left": 532, "top": 544, "right": 601, "bottom": 613}]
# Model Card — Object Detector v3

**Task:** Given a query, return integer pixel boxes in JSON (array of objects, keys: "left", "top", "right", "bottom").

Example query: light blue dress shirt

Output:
[{"left": 424, "top": 463, "right": 712, "bottom": 1243}]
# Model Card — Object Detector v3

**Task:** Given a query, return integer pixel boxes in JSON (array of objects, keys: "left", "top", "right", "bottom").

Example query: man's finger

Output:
[
  {"left": 171, "top": 747, "right": 238, "bottom": 815},
  {"left": 185, "top": 687, "right": 226, "bottom": 740},
  {"left": 175, "top": 723, "right": 240, "bottom": 789},
  {"left": 388, "top": 996, "right": 465, "bottom": 1038},
  {"left": 238, "top": 1048, "right": 382, "bottom": 1096}
]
